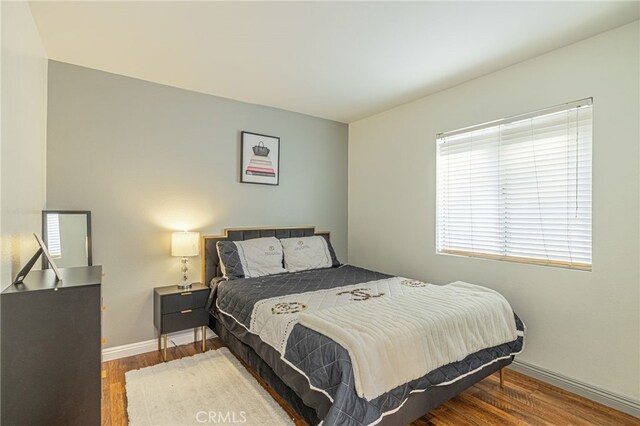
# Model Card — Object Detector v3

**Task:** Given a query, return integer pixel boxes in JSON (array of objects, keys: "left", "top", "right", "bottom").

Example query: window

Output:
[
  {"left": 46, "top": 213, "right": 63, "bottom": 259},
  {"left": 436, "top": 99, "right": 592, "bottom": 270}
]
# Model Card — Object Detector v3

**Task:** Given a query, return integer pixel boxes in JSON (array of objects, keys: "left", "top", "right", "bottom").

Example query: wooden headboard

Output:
[{"left": 201, "top": 226, "right": 331, "bottom": 286}]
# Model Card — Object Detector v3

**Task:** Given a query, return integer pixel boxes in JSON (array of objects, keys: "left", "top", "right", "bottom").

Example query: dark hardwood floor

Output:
[{"left": 102, "top": 337, "right": 639, "bottom": 426}]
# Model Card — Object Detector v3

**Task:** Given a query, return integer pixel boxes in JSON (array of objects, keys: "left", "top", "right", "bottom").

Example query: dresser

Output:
[{"left": 1, "top": 265, "right": 102, "bottom": 426}]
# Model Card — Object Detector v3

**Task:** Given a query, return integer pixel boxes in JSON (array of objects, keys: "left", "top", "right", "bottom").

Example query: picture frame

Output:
[
  {"left": 240, "top": 131, "right": 280, "bottom": 185},
  {"left": 35, "top": 233, "right": 63, "bottom": 281},
  {"left": 12, "top": 233, "right": 63, "bottom": 285}
]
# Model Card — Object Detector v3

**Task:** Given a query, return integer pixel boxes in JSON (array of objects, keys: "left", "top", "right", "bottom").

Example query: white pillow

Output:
[
  {"left": 234, "top": 237, "right": 287, "bottom": 278},
  {"left": 281, "top": 236, "right": 333, "bottom": 273}
]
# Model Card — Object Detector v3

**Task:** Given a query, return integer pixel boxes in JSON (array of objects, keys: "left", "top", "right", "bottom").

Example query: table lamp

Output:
[{"left": 171, "top": 231, "right": 200, "bottom": 289}]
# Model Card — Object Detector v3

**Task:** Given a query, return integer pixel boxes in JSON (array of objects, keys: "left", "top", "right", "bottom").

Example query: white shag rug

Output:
[{"left": 125, "top": 348, "right": 294, "bottom": 425}]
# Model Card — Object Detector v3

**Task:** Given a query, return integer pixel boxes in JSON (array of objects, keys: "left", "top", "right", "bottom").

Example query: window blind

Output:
[
  {"left": 436, "top": 99, "right": 592, "bottom": 270},
  {"left": 46, "top": 213, "right": 63, "bottom": 259}
]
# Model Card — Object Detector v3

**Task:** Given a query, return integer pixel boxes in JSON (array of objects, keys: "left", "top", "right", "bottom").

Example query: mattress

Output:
[{"left": 211, "top": 265, "right": 525, "bottom": 426}]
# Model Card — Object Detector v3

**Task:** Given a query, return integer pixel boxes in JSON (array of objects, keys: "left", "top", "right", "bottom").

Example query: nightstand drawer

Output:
[
  {"left": 162, "top": 290, "right": 208, "bottom": 314},
  {"left": 161, "top": 308, "right": 208, "bottom": 334}
]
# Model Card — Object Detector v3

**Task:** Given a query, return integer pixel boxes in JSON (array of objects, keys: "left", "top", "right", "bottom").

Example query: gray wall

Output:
[
  {"left": 46, "top": 61, "right": 348, "bottom": 348},
  {"left": 349, "top": 22, "right": 639, "bottom": 402}
]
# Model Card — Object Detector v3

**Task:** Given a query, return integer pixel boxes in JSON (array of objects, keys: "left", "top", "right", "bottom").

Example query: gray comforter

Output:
[{"left": 213, "top": 265, "right": 525, "bottom": 426}]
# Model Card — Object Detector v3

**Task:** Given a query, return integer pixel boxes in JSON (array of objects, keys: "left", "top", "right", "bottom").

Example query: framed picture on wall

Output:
[{"left": 240, "top": 131, "right": 280, "bottom": 185}]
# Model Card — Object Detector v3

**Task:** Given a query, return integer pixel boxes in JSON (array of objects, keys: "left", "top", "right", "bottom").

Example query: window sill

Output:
[{"left": 438, "top": 249, "right": 592, "bottom": 271}]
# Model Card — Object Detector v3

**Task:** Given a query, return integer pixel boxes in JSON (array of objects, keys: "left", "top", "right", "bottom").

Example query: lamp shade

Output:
[{"left": 171, "top": 231, "right": 200, "bottom": 257}]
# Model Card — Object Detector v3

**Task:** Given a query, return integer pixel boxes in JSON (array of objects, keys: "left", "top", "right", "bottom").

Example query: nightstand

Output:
[{"left": 153, "top": 283, "right": 209, "bottom": 361}]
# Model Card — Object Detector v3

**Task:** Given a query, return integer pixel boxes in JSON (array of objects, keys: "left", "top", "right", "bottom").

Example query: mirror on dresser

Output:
[{"left": 42, "top": 210, "right": 92, "bottom": 268}]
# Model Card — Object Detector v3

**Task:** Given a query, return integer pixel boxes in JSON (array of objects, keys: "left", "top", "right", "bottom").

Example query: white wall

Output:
[
  {"left": 0, "top": 1, "right": 48, "bottom": 415},
  {"left": 349, "top": 21, "right": 639, "bottom": 403},
  {"left": 46, "top": 62, "right": 349, "bottom": 348},
  {"left": 0, "top": 1, "right": 48, "bottom": 287}
]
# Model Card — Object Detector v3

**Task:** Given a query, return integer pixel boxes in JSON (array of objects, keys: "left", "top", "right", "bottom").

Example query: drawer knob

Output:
[
  {"left": 180, "top": 292, "right": 192, "bottom": 296},
  {"left": 181, "top": 309, "right": 192, "bottom": 314}
]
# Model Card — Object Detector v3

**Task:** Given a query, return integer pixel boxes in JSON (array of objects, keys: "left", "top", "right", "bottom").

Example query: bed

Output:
[{"left": 202, "top": 226, "right": 525, "bottom": 426}]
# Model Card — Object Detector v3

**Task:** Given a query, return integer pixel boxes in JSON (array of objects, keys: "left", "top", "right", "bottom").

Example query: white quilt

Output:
[
  {"left": 246, "top": 277, "right": 519, "bottom": 402},
  {"left": 249, "top": 277, "right": 426, "bottom": 354},
  {"left": 299, "top": 281, "right": 518, "bottom": 401}
]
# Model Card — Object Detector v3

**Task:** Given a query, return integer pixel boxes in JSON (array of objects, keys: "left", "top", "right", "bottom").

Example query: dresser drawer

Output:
[
  {"left": 161, "top": 308, "right": 208, "bottom": 334},
  {"left": 162, "top": 290, "right": 208, "bottom": 314}
]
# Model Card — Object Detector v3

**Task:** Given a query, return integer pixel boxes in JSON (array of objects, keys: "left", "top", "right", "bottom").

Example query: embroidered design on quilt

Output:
[
  {"left": 400, "top": 279, "right": 429, "bottom": 288},
  {"left": 336, "top": 288, "right": 385, "bottom": 301},
  {"left": 271, "top": 302, "right": 307, "bottom": 315}
]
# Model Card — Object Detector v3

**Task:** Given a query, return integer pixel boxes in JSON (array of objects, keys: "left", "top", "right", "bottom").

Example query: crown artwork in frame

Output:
[{"left": 241, "top": 131, "right": 280, "bottom": 185}]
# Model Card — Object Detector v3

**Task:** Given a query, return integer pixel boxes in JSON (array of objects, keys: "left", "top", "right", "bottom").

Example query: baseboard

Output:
[
  {"left": 509, "top": 359, "right": 640, "bottom": 419},
  {"left": 102, "top": 328, "right": 217, "bottom": 362}
]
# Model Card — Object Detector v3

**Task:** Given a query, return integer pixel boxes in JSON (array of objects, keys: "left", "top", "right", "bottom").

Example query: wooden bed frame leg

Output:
[{"left": 499, "top": 368, "right": 505, "bottom": 389}]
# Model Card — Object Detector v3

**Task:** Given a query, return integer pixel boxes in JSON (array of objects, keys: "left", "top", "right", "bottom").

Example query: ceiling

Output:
[{"left": 29, "top": 1, "right": 639, "bottom": 123}]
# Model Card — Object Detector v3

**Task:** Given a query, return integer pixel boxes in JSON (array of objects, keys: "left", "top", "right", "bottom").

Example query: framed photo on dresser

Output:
[{"left": 240, "top": 131, "right": 280, "bottom": 185}]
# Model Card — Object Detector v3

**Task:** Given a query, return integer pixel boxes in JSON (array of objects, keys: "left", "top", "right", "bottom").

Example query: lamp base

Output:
[{"left": 178, "top": 256, "right": 192, "bottom": 289}]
